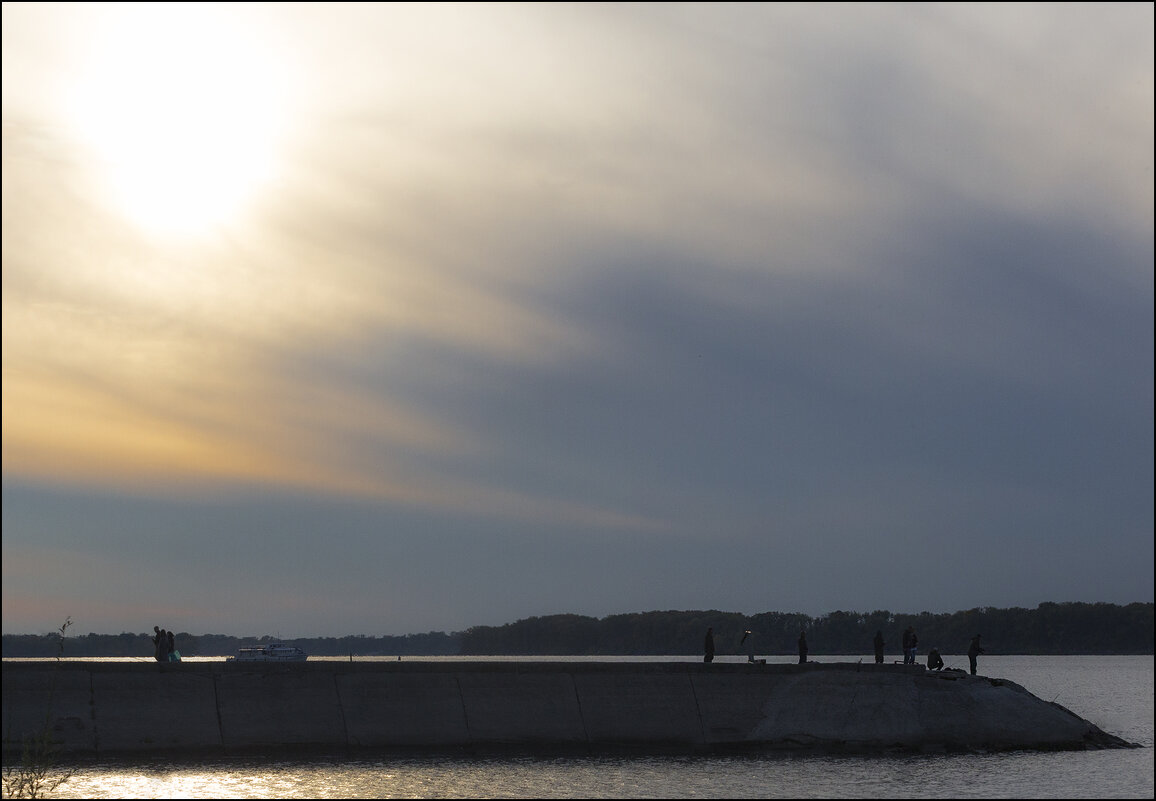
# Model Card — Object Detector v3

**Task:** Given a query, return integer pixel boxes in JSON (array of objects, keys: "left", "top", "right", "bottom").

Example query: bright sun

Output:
[{"left": 65, "top": 5, "right": 291, "bottom": 236}]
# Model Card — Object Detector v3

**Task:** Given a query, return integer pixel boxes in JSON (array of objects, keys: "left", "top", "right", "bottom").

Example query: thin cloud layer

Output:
[{"left": 2, "top": 3, "right": 1152, "bottom": 636}]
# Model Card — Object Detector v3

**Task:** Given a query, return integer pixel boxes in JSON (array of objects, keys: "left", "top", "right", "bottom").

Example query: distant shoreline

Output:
[
  {"left": 3, "top": 653, "right": 1153, "bottom": 660},
  {"left": 4, "top": 602, "right": 1152, "bottom": 658}
]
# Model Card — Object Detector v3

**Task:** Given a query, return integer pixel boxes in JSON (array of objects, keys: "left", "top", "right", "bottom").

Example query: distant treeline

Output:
[
  {"left": 2, "top": 602, "right": 1152, "bottom": 657},
  {"left": 457, "top": 602, "right": 1154, "bottom": 656}
]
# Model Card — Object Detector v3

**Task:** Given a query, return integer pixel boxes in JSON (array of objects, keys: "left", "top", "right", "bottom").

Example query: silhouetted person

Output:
[
  {"left": 741, "top": 630, "right": 754, "bottom": 663},
  {"left": 873, "top": 630, "right": 885, "bottom": 664},
  {"left": 797, "top": 630, "right": 808, "bottom": 664},
  {"left": 704, "top": 627, "right": 715, "bottom": 663},
  {"left": 927, "top": 648, "right": 944, "bottom": 671},
  {"left": 167, "top": 630, "right": 177, "bottom": 662},
  {"left": 152, "top": 626, "right": 166, "bottom": 662},
  {"left": 902, "top": 626, "right": 918, "bottom": 664},
  {"left": 968, "top": 634, "right": 985, "bottom": 675}
]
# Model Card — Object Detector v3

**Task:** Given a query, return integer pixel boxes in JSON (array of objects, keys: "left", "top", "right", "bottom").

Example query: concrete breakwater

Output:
[{"left": 2, "top": 660, "right": 1133, "bottom": 755}]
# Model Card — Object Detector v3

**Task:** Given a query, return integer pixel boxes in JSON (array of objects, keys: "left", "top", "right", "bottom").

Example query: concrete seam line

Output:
[
  {"left": 569, "top": 671, "right": 590, "bottom": 745},
  {"left": 841, "top": 675, "right": 861, "bottom": 740},
  {"left": 687, "top": 669, "right": 708, "bottom": 746},
  {"left": 212, "top": 671, "right": 224, "bottom": 747},
  {"left": 455, "top": 675, "right": 471, "bottom": 744},
  {"left": 88, "top": 669, "right": 99, "bottom": 752},
  {"left": 333, "top": 672, "right": 350, "bottom": 747}
]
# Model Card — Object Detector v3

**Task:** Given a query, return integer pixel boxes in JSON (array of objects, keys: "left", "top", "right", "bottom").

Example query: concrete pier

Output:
[{"left": 1, "top": 660, "right": 1133, "bottom": 755}]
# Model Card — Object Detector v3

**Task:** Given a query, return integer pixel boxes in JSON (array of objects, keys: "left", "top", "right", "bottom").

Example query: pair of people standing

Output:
[
  {"left": 701, "top": 628, "right": 758, "bottom": 663},
  {"left": 901, "top": 626, "right": 919, "bottom": 664},
  {"left": 700, "top": 628, "right": 808, "bottom": 664},
  {"left": 702, "top": 628, "right": 757, "bottom": 663},
  {"left": 152, "top": 626, "right": 179, "bottom": 662}
]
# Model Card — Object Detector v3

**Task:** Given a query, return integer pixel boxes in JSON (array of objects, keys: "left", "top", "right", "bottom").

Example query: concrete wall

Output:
[{"left": 1, "top": 661, "right": 1125, "bottom": 755}]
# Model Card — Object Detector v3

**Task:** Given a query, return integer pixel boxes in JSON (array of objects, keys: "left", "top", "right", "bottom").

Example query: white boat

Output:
[{"left": 226, "top": 643, "right": 308, "bottom": 662}]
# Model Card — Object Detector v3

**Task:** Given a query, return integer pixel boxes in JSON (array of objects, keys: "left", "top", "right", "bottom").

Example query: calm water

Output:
[{"left": 20, "top": 655, "right": 1154, "bottom": 799}]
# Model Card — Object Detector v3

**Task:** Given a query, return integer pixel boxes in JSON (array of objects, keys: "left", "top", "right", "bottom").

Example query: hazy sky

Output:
[{"left": 3, "top": 3, "right": 1152, "bottom": 638}]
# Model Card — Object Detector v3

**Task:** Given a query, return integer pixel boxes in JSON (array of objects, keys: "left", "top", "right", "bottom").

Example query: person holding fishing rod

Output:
[{"left": 968, "top": 634, "right": 985, "bottom": 675}]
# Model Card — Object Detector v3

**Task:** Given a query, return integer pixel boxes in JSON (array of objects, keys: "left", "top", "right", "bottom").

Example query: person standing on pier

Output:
[
  {"left": 703, "top": 627, "right": 715, "bottom": 663},
  {"left": 873, "top": 630, "right": 885, "bottom": 664},
  {"left": 968, "top": 634, "right": 985, "bottom": 675},
  {"left": 797, "top": 630, "right": 808, "bottom": 664}
]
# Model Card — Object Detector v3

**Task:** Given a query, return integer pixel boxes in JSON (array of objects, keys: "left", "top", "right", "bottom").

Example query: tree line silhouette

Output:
[
  {"left": 3, "top": 602, "right": 1151, "bottom": 657},
  {"left": 456, "top": 602, "right": 1153, "bottom": 656}
]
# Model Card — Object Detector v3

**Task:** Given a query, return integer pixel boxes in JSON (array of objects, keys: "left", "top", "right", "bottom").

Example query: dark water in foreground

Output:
[{"left": 25, "top": 655, "right": 1156, "bottom": 798}]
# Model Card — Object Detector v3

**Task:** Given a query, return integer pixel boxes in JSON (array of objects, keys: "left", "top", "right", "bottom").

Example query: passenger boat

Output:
[{"left": 225, "top": 643, "right": 308, "bottom": 662}]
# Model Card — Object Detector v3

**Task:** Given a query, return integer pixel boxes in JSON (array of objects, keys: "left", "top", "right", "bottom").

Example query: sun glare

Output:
[{"left": 65, "top": 6, "right": 291, "bottom": 236}]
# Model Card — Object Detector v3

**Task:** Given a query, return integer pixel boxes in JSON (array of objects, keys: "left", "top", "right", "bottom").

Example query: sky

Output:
[{"left": 2, "top": 3, "right": 1152, "bottom": 639}]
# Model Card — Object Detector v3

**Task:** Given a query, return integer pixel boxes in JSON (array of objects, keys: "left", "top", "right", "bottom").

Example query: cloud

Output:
[{"left": 2, "top": 3, "right": 1151, "bottom": 636}]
